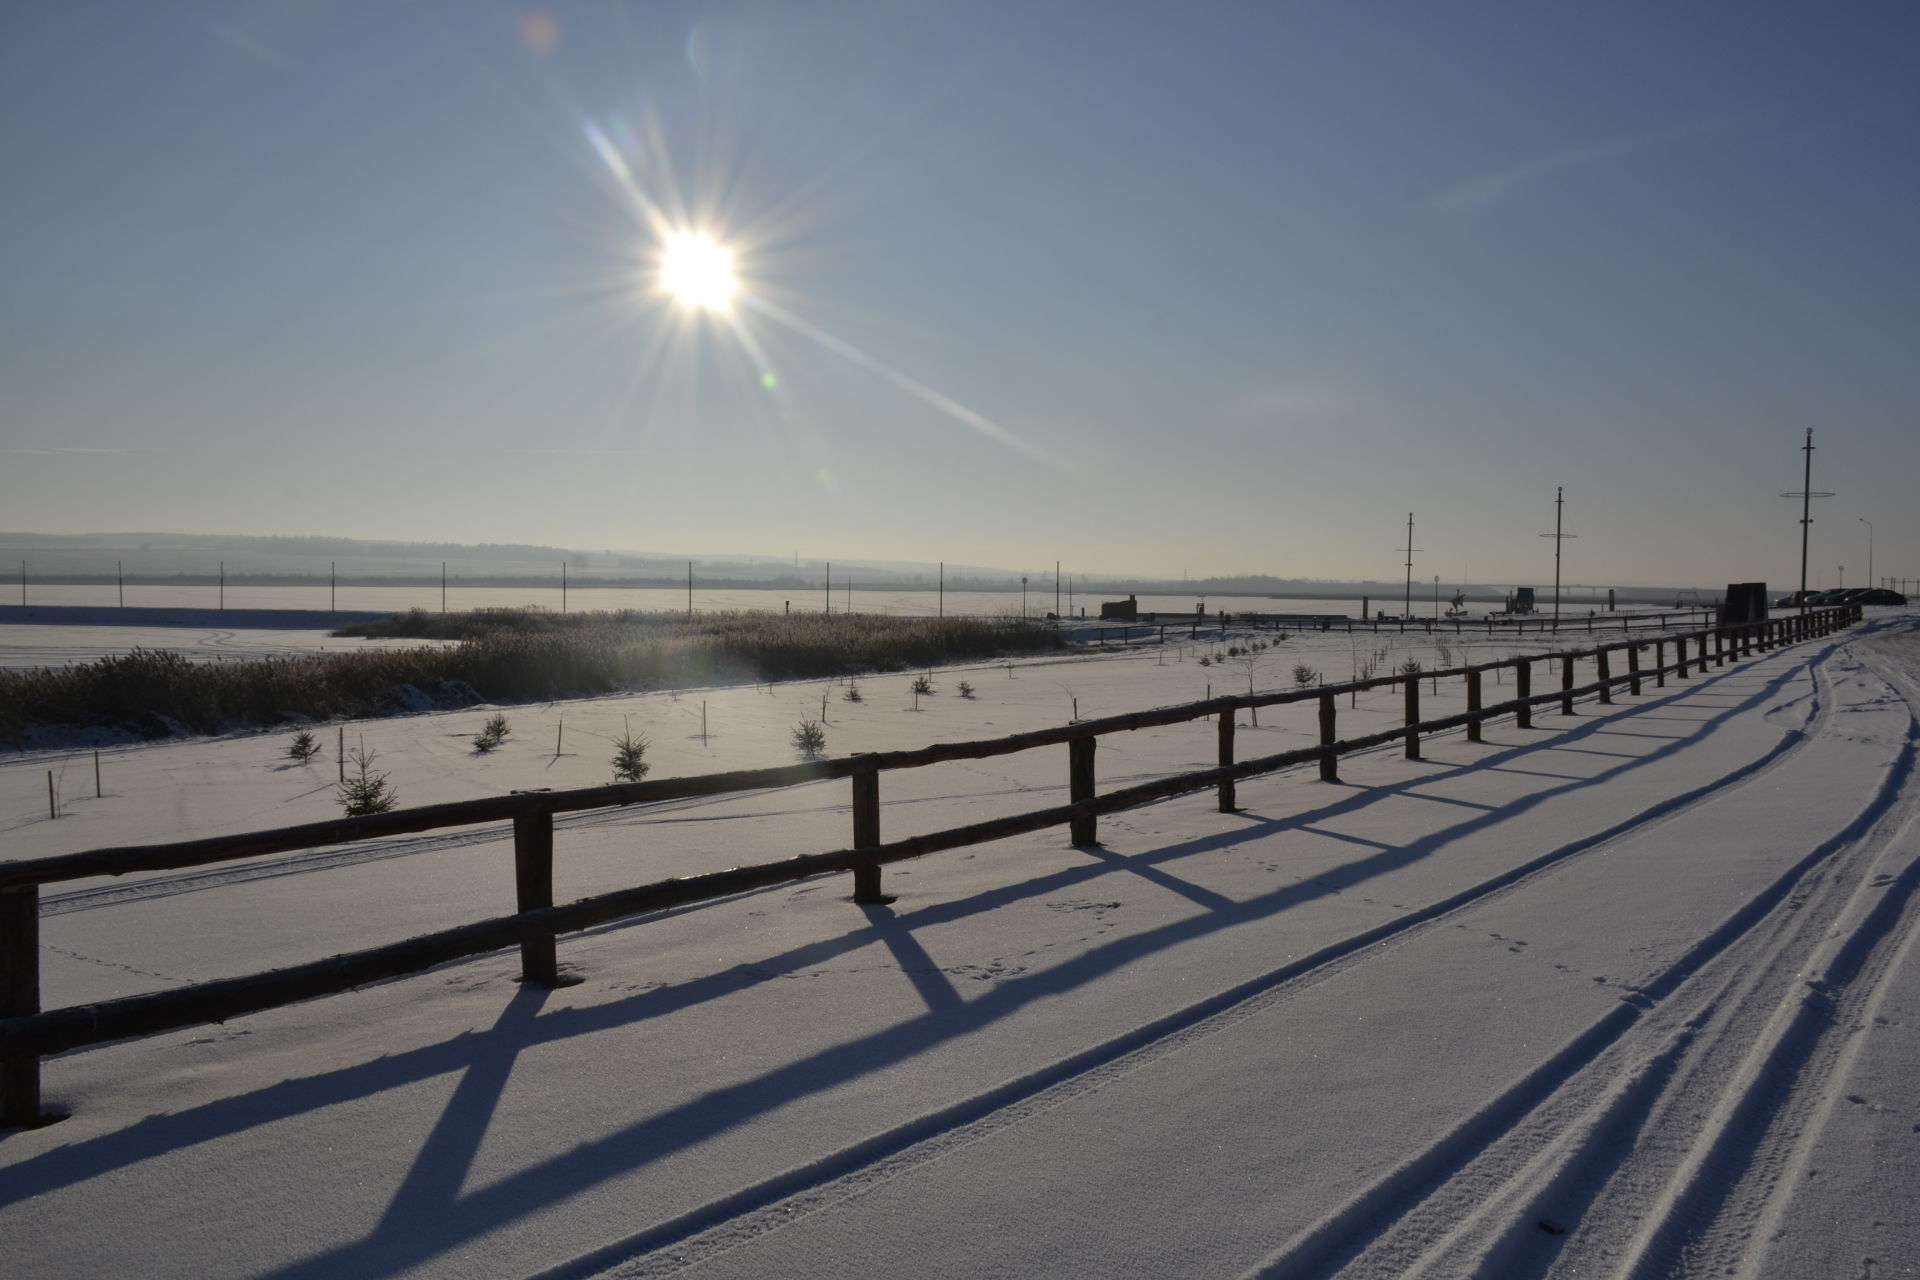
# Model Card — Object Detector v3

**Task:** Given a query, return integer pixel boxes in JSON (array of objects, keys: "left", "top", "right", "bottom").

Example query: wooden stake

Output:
[
  {"left": 1217, "top": 709, "right": 1236, "bottom": 812},
  {"left": 1403, "top": 677, "right": 1421, "bottom": 759},
  {"left": 0, "top": 886, "right": 40, "bottom": 1128},
  {"left": 1068, "top": 737, "right": 1097, "bottom": 845},
  {"left": 555, "top": 720, "right": 563, "bottom": 758},
  {"left": 94, "top": 751, "right": 101, "bottom": 798},
  {"left": 851, "top": 763, "right": 887, "bottom": 903},
  {"left": 512, "top": 812, "right": 558, "bottom": 986},
  {"left": 46, "top": 771, "right": 55, "bottom": 820},
  {"left": 1318, "top": 692, "right": 1339, "bottom": 781}
]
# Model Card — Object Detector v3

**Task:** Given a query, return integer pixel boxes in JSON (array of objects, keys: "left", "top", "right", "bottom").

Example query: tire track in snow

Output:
[
  {"left": 536, "top": 649, "right": 1847, "bottom": 1280},
  {"left": 1243, "top": 626, "right": 1919, "bottom": 1279}
]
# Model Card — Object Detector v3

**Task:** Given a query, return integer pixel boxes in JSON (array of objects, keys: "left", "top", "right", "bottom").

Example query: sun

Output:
[{"left": 659, "top": 231, "right": 737, "bottom": 311}]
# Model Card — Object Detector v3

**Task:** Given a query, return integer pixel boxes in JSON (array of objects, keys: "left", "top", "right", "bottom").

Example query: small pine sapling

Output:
[
  {"left": 287, "top": 729, "right": 321, "bottom": 764},
  {"left": 957, "top": 680, "right": 975, "bottom": 698},
  {"left": 1292, "top": 664, "right": 1319, "bottom": 688},
  {"left": 792, "top": 719, "right": 827, "bottom": 756},
  {"left": 843, "top": 681, "right": 863, "bottom": 703},
  {"left": 611, "top": 719, "right": 650, "bottom": 782},
  {"left": 910, "top": 674, "right": 933, "bottom": 694},
  {"left": 336, "top": 744, "right": 398, "bottom": 817},
  {"left": 472, "top": 712, "right": 511, "bottom": 753}
]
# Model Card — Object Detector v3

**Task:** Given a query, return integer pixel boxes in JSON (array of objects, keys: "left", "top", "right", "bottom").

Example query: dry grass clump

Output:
[{"left": 0, "top": 609, "right": 1061, "bottom": 743}]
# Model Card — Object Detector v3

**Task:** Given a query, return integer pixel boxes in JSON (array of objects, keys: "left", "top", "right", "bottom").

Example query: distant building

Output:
[
  {"left": 1100, "top": 594, "right": 1139, "bottom": 621},
  {"left": 1720, "top": 582, "right": 1768, "bottom": 625}
]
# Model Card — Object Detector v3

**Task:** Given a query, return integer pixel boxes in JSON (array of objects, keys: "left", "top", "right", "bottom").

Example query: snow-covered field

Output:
[{"left": 3, "top": 611, "right": 1916, "bottom": 1278}]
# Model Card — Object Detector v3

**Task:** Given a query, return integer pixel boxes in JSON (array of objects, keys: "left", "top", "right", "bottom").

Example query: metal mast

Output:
[
  {"left": 1539, "top": 486, "right": 1577, "bottom": 624},
  {"left": 1780, "top": 429, "right": 1833, "bottom": 613},
  {"left": 1399, "top": 513, "right": 1422, "bottom": 619}
]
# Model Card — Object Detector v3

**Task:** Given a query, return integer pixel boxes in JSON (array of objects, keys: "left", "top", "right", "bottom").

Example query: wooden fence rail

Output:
[{"left": 0, "top": 606, "right": 1859, "bottom": 1127}]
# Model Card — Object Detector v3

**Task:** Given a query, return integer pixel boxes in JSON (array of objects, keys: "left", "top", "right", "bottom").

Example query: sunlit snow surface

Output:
[{"left": 3, "top": 610, "right": 1916, "bottom": 1279}]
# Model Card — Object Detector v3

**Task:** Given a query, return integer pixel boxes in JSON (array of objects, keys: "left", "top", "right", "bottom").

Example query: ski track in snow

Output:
[{"left": 539, "top": 629, "right": 1920, "bottom": 1280}]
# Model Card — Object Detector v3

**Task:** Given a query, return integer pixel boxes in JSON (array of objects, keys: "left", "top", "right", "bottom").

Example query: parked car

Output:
[{"left": 1854, "top": 587, "right": 1908, "bottom": 606}]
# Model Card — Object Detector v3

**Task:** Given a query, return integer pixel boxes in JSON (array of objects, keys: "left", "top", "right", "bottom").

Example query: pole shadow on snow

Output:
[{"left": 0, "top": 639, "right": 1853, "bottom": 1279}]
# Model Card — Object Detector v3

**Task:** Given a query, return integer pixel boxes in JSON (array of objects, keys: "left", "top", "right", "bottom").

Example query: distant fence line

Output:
[
  {"left": 0, "top": 605, "right": 1861, "bottom": 1128},
  {"left": 9, "top": 560, "right": 1707, "bottom": 622}
]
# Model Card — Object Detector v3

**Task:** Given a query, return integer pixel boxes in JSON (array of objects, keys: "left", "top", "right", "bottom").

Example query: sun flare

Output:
[{"left": 659, "top": 231, "right": 737, "bottom": 310}]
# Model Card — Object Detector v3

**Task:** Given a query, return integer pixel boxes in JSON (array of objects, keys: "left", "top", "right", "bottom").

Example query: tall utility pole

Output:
[
  {"left": 1398, "top": 514, "right": 1422, "bottom": 619},
  {"left": 1539, "top": 486, "right": 1577, "bottom": 624},
  {"left": 938, "top": 561, "right": 943, "bottom": 618},
  {"left": 1780, "top": 429, "right": 1833, "bottom": 612},
  {"left": 688, "top": 561, "right": 693, "bottom": 618},
  {"left": 1055, "top": 561, "right": 1060, "bottom": 618},
  {"left": 825, "top": 562, "right": 830, "bottom": 615}
]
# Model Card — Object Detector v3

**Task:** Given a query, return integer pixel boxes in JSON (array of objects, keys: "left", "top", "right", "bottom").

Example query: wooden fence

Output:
[{"left": 0, "top": 606, "right": 1859, "bottom": 1127}]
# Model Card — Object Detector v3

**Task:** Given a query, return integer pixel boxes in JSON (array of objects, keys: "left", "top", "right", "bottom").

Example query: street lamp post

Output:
[
  {"left": 1860, "top": 517, "right": 1874, "bottom": 588},
  {"left": 1021, "top": 576, "right": 1028, "bottom": 619}
]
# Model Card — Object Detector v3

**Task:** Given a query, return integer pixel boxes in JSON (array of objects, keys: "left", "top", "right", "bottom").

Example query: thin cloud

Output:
[
  {"left": 1429, "top": 114, "right": 1746, "bottom": 213},
  {"left": 2, "top": 447, "right": 134, "bottom": 457},
  {"left": 1231, "top": 387, "right": 1359, "bottom": 420}
]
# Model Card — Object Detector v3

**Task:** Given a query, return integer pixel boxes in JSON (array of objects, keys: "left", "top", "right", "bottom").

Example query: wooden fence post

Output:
[
  {"left": 851, "top": 763, "right": 888, "bottom": 903},
  {"left": 1673, "top": 637, "right": 1688, "bottom": 680},
  {"left": 1655, "top": 639, "right": 1667, "bottom": 686},
  {"left": 1465, "top": 668, "right": 1483, "bottom": 742},
  {"left": 1696, "top": 633, "right": 1710, "bottom": 676},
  {"left": 1069, "top": 736, "right": 1097, "bottom": 846},
  {"left": 1596, "top": 649, "right": 1612, "bottom": 703},
  {"left": 1714, "top": 630, "right": 1726, "bottom": 667},
  {"left": 1627, "top": 643, "right": 1641, "bottom": 696},
  {"left": 1318, "top": 692, "right": 1339, "bottom": 781},
  {"left": 1515, "top": 660, "right": 1533, "bottom": 728},
  {"left": 1217, "top": 708, "right": 1237, "bottom": 812},
  {"left": 1, "top": 885, "right": 41, "bottom": 1128},
  {"left": 512, "top": 811, "right": 558, "bottom": 987},
  {"left": 1561, "top": 654, "right": 1576, "bottom": 716},
  {"left": 1403, "top": 676, "right": 1421, "bottom": 759}
]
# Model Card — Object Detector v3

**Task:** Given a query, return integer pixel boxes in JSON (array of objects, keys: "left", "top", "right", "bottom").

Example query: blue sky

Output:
[{"left": 3, "top": 1, "right": 1915, "bottom": 587}]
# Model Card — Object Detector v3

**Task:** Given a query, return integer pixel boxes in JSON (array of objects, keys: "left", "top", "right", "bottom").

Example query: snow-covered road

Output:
[{"left": 3, "top": 614, "right": 1915, "bottom": 1278}]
